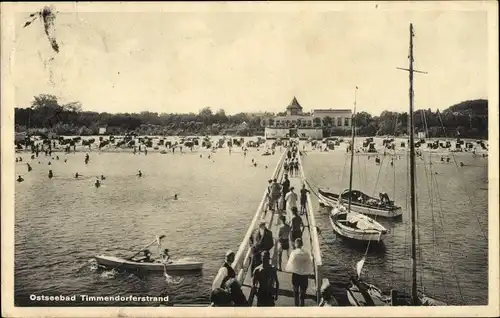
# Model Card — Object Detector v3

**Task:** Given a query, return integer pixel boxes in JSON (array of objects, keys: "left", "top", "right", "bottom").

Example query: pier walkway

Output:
[{"left": 212, "top": 149, "right": 323, "bottom": 306}]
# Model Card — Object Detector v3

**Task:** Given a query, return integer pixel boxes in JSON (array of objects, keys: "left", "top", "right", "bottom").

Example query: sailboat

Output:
[
  {"left": 327, "top": 87, "right": 388, "bottom": 243},
  {"left": 318, "top": 188, "right": 403, "bottom": 218},
  {"left": 347, "top": 23, "right": 446, "bottom": 306}
]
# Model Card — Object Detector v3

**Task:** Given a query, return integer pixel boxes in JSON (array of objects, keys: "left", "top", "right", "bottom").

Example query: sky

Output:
[{"left": 11, "top": 3, "right": 489, "bottom": 116}]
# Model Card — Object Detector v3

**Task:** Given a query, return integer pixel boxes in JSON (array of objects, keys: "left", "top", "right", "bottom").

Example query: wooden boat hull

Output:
[
  {"left": 328, "top": 208, "right": 387, "bottom": 242},
  {"left": 318, "top": 189, "right": 402, "bottom": 218},
  {"left": 347, "top": 279, "right": 446, "bottom": 306},
  {"left": 95, "top": 255, "right": 203, "bottom": 272},
  {"left": 347, "top": 282, "right": 389, "bottom": 306}
]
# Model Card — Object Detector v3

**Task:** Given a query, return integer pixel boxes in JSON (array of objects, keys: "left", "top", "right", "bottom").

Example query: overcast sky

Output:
[{"left": 12, "top": 3, "right": 489, "bottom": 115}]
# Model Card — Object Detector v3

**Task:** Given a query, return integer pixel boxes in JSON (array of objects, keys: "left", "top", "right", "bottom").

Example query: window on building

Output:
[
  {"left": 344, "top": 117, "right": 350, "bottom": 127},
  {"left": 337, "top": 117, "right": 342, "bottom": 126}
]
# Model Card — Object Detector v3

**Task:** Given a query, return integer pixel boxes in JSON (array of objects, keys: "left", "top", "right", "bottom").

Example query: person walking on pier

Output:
[
  {"left": 249, "top": 220, "right": 274, "bottom": 274},
  {"left": 252, "top": 251, "right": 279, "bottom": 307},
  {"left": 225, "top": 278, "right": 248, "bottom": 306},
  {"left": 212, "top": 250, "right": 236, "bottom": 290},
  {"left": 285, "top": 187, "right": 298, "bottom": 220},
  {"left": 265, "top": 179, "right": 273, "bottom": 214},
  {"left": 293, "top": 158, "right": 300, "bottom": 177},
  {"left": 270, "top": 179, "right": 282, "bottom": 212},
  {"left": 286, "top": 238, "right": 314, "bottom": 307},
  {"left": 276, "top": 215, "right": 290, "bottom": 271},
  {"left": 290, "top": 207, "right": 304, "bottom": 243},
  {"left": 300, "top": 184, "right": 310, "bottom": 215},
  {"left": 281, "top": 174, "right": 290, "bottom": 209}
]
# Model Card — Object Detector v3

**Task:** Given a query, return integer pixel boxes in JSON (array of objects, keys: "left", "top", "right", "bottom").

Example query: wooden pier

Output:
[{"left": 212, "top": 150, "right": 323, "bottom": 306}]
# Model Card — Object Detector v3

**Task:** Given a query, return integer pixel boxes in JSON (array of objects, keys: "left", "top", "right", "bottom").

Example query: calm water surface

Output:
[
  {"left": 15, "top": 138, "right": 488, "bottom": 306},
  {"left": 15, "top": 143, "right": 279, "bottom": 306}
]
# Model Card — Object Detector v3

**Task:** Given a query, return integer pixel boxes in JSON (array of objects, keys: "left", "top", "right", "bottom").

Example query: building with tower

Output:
[{"left": 262, "top": 97, "right": 352, "bottom": 139}]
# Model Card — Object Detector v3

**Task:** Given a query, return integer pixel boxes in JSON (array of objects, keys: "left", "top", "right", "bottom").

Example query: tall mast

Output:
[
  {"left": 347, "top": 86, "right": 358, "bottom": 212},
  {"left": 408, "top": 23, "right": 418, "bottom": 306},
  {"left": 396, "top": 22, "right": 427, "bottom": 306}
]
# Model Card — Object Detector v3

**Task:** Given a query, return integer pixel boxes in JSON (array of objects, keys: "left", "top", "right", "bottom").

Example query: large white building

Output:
[{"left": 263, "top": 97, "right": 353, "bottom": 139}]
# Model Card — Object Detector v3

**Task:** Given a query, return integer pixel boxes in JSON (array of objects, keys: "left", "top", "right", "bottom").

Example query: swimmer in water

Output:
[
  {"left": 137, "top": 170, "right": 143, "bottom": 177},
  {"left": 101, "top": 175, "right": 106, "bottom": 180},
  {"left": 16, "top": 158, "right": 18, "bottom": 163},
  {"left": 75, "top": 173, "right": 80, "bottom": 178},
  {"left": 48, "top": 162, "right": 51, "bottom": 166},
  {"left": 17, "top": 175, "right": 24, "bottom": 182},
  {"left": 48, "top": 170, "right": 53, "bottom": 179},
  {"left": 95, "top": 179, "right": 101, "bottom": 188},
  {"left": 56, "top": 156, "right": 59, "bottom": 160},
  {"left": 27, "top": 163, "right": 32, "bottom": 172},
  {"left": 173, "top": 194, "right": 178, "bottom": 200},
  {"left": 64, "top": 159, "right": 67, "bottom": 163},
  {"left": 460, "top": 162, "right": 464, "bottom": 167}
]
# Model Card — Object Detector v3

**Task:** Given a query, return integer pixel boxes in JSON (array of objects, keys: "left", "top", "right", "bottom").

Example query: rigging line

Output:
[
  {"left": 422, "top": 150, "right": 442, "bottom": 295},
  {"left": 426, "top": 155, "right": 451, "bottom": 303},
  {"left": 359, "top": 154, "right": 387, "bottom": 259},
  {"left": 429, "top": 168, "right": 466, "bottom": 304},
  {"left": 436, "top": 112, "right": 488, "bottom": 241},
  {"left": 413, "top": 163, "right": 425, "bottom": 294},
  {"left": 420, "top": 110, "right": 440, "bottom": 294}
]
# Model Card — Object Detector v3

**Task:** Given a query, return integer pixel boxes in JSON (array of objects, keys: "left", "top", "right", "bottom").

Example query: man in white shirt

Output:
[
  {"left": 212, "top": 250, "right": 236, "bottom": 290},
  {"left": 285, "top": 186, "right": 298, "bottom": 220},
  {"left": 285, "top": 238, "right": 314, "bottom": 307}
]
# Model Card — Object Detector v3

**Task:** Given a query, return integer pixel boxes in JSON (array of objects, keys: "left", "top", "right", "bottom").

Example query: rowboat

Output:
[
  {"left": 329, "top": 206, "right": 387, "bottom": 242},
  {"left": 94, "top": 255, "right": 203, "bottom": 272},
  {"left": 318, "top": 189, "right": 402, "bottom": 218}
]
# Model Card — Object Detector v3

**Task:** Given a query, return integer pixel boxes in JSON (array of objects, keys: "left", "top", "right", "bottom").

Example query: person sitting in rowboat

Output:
[
  {"left": 136, "top": 249, "right": 153, "bottom": 263},
  {"left": 160, "top": 249, "right": 172, "bottom": 264},
  {"left": 379, "top": 192, "right": 390, "bottom": 205}
]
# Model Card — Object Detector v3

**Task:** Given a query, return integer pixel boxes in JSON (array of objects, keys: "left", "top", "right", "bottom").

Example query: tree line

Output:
[{"left": 14, "top": 94, "right": 488, "bottom": 139}]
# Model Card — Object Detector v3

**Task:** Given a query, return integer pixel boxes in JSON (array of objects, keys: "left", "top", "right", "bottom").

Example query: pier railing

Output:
[
  {"left": 297, "top": 152, "right": 323, "bottom": 303},
  {"left": 212, "top": 150, "right": 287, "bottom": 288}
]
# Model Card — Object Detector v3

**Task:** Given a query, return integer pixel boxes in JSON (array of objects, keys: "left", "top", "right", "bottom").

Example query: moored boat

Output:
[
  {"left": 318, "top": 189, "right": 402, "bottom": 218},
  {"left": 329, "top": 206, "right": 387, "bottom": 242},
  {"left": 347, "top": 277, "right": 445, "bottom": 306},
  {"left": 94, "top": 255, "right": 203, "bottom": 272}
]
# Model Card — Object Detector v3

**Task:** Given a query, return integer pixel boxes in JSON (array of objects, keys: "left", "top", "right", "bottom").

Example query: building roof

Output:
[
  {"left": 313, "top": 109, "right": 352, "bottom": 112},
  {"left": 286, "top": 97, "right": 303, "bottom": 110}
]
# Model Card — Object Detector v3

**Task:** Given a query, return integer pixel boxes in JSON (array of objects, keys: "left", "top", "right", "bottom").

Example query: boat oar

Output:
[{"left": 110, "top": 235, "right": 166, "bottom": 272}]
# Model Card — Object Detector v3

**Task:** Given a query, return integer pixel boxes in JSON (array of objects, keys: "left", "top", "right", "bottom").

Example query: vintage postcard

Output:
[{"left": 1, "top": 1, "right": 498, "bottom": 317}]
